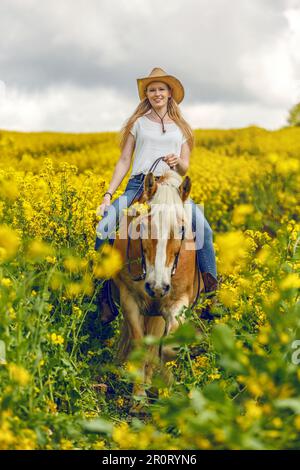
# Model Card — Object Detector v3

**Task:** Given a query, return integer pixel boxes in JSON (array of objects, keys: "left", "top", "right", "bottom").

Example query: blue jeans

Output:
[{"left": 94, "top": 173, "right": 217, "bottom": 280}]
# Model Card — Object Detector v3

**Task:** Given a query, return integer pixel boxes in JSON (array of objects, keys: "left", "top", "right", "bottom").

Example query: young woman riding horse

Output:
[{"left": 94, "top": 67, "right": 219, "bottom": 322}]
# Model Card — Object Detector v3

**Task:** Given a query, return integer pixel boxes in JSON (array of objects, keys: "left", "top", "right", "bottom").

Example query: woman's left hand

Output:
[{"left": 163, "top": 154, "right": 180, "bottom": 169}]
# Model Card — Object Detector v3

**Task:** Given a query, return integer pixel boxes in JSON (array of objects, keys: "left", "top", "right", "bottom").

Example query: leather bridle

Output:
[{"left": 126, "top": 217, "right": 186, "bottom": 282}]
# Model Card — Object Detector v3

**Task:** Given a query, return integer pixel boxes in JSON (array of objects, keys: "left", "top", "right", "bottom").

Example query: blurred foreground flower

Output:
[
  {"left": 25, "top": 239, "right": 55, "bottom": 262},
  {"left": 93, "top": 244, "right": 123, "bottom": 279},
  {"left": 215, "top": 231, "right": 252, "bottom": 275},
  {"left": 0, "top": 225, "right": 21, "bottom": 263},
  {"left": 8, "top": 363, "right": 31, "bottom": 386}
]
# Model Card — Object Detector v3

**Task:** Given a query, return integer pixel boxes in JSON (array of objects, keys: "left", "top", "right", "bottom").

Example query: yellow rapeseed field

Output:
[{"left": 0, "top": 125, "right": 299, "bottom": 449}]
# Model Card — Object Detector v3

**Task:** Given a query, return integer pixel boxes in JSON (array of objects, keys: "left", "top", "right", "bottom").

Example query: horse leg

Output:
[
  {"left": 161, "top": 297, "right": 190, "bottom": 362},
  {"left": 143, "top": 316, "right": 165, "bottom": 393},
  {"left": 119, "top": 287, "right": 147, "bottom": 411}
]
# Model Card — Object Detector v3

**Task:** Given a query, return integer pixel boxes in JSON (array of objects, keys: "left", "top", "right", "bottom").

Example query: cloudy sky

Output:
[{"left": 0, "top": 0, "right": 299, "bottom": 132}]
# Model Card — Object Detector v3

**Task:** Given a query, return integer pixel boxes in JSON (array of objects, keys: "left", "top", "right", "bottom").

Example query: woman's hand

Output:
[
  {"left": 163, "top": 154, "right": 180, "bottom": 169},
  {"left": 95, "top": 194, "right": 111, "bottom": 217}
]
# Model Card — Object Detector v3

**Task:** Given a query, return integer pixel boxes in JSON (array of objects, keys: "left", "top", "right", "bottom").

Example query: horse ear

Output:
[
  {"left": 178, "top": 176, "right": 191, "bottom": 202},
  {"left": 144, "top": 172, "right": 157, "bottom": 200}
]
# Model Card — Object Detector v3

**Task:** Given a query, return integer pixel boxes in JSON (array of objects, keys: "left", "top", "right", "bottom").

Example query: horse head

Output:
[{"left": 137, "top": 170, "right": 192, "bottom": 299}]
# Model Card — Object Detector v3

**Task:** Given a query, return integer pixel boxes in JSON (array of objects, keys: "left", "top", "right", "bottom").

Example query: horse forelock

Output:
[{"left": 146, "top": 171, "right": 191, "bottom": 236}]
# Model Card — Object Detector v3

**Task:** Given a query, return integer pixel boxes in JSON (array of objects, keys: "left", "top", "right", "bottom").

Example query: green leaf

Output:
[
  {"left": 80, "top": 418, "right": 113, "bottom": 435},
  {"left": 274, "top": 398, "right": 300, "bottom": 413},
  {"left": 203, "top": 383, "right": 226, "bottom": 402},
  {"left": 163, "top": 322, "right": 199, "bottom": 346},
  {"left": 212, "top": 324, "right": 235, "bottom": 352}
]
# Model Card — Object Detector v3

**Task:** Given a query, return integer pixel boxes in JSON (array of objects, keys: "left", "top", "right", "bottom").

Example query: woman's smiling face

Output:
[{"left": 145, "top": 81, "right": 171, "bottom": 109}]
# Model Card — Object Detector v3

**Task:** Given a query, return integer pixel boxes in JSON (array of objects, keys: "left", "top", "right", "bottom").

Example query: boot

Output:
[
  {"left": 200, "top": 272, "right": 220, "bottom": 321},
  {"left": 95, "top": 278, "right": 119, "bottom": 326}
]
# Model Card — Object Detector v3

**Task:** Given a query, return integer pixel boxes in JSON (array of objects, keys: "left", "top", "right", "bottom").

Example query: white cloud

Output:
[
  {"left": 0, "top": 0, "right": 299, "bottom": 131},
  {"left": 239, "top": 40, "right": 298, "bottom": 107},
  {"left": 184, "top": 102, "right": 289, "bottom": 130},
  {"left": 0, "top": 83, "right": 133, "bottom": 132}
]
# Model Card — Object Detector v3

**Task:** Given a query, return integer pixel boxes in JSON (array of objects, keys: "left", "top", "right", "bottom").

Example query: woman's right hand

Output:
[{"left": 95, "top": 195, "right": 111, "bottom": 217}]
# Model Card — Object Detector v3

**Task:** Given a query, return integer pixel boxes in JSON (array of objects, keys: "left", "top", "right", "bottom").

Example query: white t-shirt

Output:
[{"left": 129, "top": 112, "right": 187, "bottom": 177}]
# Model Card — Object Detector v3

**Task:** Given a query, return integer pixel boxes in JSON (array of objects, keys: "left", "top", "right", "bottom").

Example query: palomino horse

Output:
[{"left": 111, "top": 169, "right": 204, "bottom": 408}]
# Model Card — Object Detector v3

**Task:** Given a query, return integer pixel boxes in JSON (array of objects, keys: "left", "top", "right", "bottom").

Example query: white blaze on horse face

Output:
[{"left": 145, "top": 218, "right": 172, "bottom": 293}]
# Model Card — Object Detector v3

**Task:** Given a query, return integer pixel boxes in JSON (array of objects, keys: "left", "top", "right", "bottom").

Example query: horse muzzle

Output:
[{"left": 145, "top": 281, "right": 170, "bottom": 298}]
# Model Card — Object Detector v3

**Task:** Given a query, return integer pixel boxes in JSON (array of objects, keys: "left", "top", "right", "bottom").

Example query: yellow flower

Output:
[
  {"left": 63, "top": 255, "right": 83, "bottom": 273},
  {"left": 214, "top": 429, "right": 226, "bottom": 443},
  {"left": 193, "top": 355, "right": 209, "bottom": 370},
  {"left": 65, "top": 282, "right": 83, "bottom": 298},
  {"left": 93, "top": 440, "right": 106, "bottom": 450},
  {"left": 159, "top": 388, "right": 170, "bottom": 398},
  {"left": 49, "top": 272, "right": 65, "bottom": 290},
  {"left": 8, "top": 307, "right": 16, "bottom": 320},
  {"left": 50, "top": 333, "right": 64, "bottom": 345},
  {"left": 112, "top": 423, "right": 132, "bottom": 448},
  {"left": 59, "top": 439, "right": 73, "bottom": 450},
  {"left": 215, "top": 231, "right": 252, "bottom": 275},
  {"left": 14, "top": 429, "right": 37, "bottom": 450},
  {"left": 116, "top": 397, "right": 125, "bottom": 407},
  {"left": 279, "top": 273, "right": 300, "bottom": 290},
  {"left": 25, "top": 239, "right": 55, "bottom": 262},
  {"left": 45, "top": 399, "right": 58, "bottom": 414},
  {"left": 294, "top": 415, "right": 300, "bottom": 431},
  {"left": 45, "top": 256, "right": 57, "bottom": 264},
  {"left": 208, "top": 369, "right": 221, "bottom": 380},
  {"left": 272, "top": 417, "right": 283, "bottom": 429},
  {"left": 165, "top": 360, "right": 177, "bottom": 369},
  {"left": 246, "top": 378, "right": 263, "bottom": 397},
  {"left": 72, "top": 305, "right": 83, "bottom": 317},
  {"left": 0, "top": 179, "right": 19, "bottom": 201},
  {"left": 219, "top": 286, "right": 239, "bottom": 307},
  {"left": 8, "top": 363, "right": 31, "bottom": 386},
  {"left": 267, "top": 152, "right": 279, "bottom": 164},
  {"left": 1, "top": 277, "right": 13, "bottom": 288},
  {"left": 256, "top": 244, "right": 273, "bottom": 265},
  {"left": 245, "top": 400, "right": 262, "bottom": 420},
  {"left": 194, "top": 436, "right": 211, "bottom": 449},
  {"left": 279, "top": 332, "right": 290, "bottom": 344},
  {"left": 0, "top": 416, "right": 16, "bottom": 449},
  {"left": 0, "top": 225, "right": 20, "bottom": 263},
  {"left": 232, "top": 204, "right": 254, "bottom": 225},
  {"left": 93, "top": 245, "right": 123, "bottom": 279}
]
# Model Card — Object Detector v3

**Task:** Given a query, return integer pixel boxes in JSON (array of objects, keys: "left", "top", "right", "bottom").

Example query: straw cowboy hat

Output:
[{"left": 137, "top": 67, "right": 185, "bottom": 104}]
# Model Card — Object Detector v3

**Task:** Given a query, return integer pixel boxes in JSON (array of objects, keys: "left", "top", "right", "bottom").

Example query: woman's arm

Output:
[
  {"left": 96, "top": 134, "right": 135, "bottom": 216},
  {"left": 105, "top": 133, "right": 135, "bottom": 196},
  {"left": 177, "top": 141, "right": 190, "bottom": 176}
]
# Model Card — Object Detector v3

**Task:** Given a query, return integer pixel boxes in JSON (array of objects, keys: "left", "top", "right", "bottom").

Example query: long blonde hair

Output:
[{"left": 118, "top": 83, "right": 194, "bottom": 152}]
